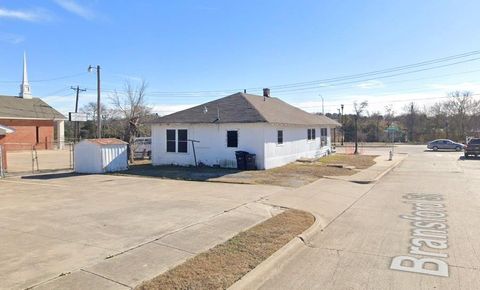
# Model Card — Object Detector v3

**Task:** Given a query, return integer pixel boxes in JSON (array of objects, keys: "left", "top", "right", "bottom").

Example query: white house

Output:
[
  {"left": 74, "top": 138, "right": 128, "bottom": 173},
  {"left": 151, "top": 90, "right": 340, "bottom": 170}
]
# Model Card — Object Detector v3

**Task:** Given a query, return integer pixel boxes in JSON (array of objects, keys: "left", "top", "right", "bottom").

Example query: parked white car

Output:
[{"left": 133, "top": 137, "right": 152, "bottom": 159}]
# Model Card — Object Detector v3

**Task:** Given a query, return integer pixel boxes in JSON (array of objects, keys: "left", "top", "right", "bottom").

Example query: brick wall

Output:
[{"left": 0, "top": 119, "right": 55, "bottom": 150}]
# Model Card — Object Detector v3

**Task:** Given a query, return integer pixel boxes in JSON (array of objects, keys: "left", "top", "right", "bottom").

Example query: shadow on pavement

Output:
[
  {"left": 114, "top": 164, "right": 241, "bottom": 181},
  {"left": 21, "top": 172, "right": 81, "bottom": 180},
  {"left": 458, "top": 156, "right": 480, "bottom": 161}
]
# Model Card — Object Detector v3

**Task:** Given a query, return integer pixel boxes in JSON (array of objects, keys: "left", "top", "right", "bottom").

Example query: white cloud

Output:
[
  {"left": 0, "top": 32, "right": 25, "bottom": 44},
  {"left": 53, "top": 0, "right": 94, "bottom": 20},
  {"left": 426, "top": 82, "right": 480, "bottom": 92},
  {"left": 0, "top": 7, "right": 51, "bottom": 22},
  {"left": 151, "top": 104, "right": 198, "bottom": 116},
  {"left": 356, "top": 80, "right": 384, "bottom": 89}
]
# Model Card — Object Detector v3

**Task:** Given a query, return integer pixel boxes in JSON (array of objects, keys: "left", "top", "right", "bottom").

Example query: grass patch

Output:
[
  {"left": 118, "top": 154, "right": 377, "bottom": 188},
  {"left": 317, "top": 153, "right": 377, "bottom": 169},
  {"left": 136, "top": 209, "right": 314, "bottom": 290}
]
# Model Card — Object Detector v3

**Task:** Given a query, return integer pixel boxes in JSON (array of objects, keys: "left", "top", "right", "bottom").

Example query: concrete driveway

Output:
[{"left": 0, "top": 173, "right": 287, "bottom": 289}]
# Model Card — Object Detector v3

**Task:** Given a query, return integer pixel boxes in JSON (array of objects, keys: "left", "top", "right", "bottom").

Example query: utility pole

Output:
[
  {"left": 88, "top": 65, "right": 101, "bottom": 138},
  {"left": 70, "top": 86, "right": 86, "bottom": 142}
]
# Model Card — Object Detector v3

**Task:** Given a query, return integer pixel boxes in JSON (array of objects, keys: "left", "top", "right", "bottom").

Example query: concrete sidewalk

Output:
[{"left": 33, "top": 202, "right": 283, "bottom": 290}]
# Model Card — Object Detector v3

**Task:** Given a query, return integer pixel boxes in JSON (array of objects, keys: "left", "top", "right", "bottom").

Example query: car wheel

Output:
[
  {"left": 455, "top": 146, "right": 462, "bottom": 151},
  {"left": 433, "top": 146, "right": 438, "bottom": 151},
  {"left": 464, "top": 153, "right": 469, "bottom": 159}
]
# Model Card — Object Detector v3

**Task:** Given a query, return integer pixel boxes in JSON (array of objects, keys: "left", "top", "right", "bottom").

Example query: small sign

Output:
[{"left": 69, "top": 112, "right": 87, "bottom": 122}]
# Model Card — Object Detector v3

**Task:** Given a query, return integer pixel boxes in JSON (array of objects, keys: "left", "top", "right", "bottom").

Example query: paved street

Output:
[{"left": 234, "top": 145, "right": 480, "bottom": 289}]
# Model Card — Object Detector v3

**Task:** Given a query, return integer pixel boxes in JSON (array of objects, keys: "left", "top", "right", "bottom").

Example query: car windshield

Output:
[{"left": 469, "top": 139, "right": 480, "bottom": 144}]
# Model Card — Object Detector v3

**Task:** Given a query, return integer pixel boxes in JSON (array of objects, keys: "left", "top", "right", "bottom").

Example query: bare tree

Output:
[
  {"left": 443, "top": 91, "right": 476, "bottom": 140},
  {"left": 353, "top": 100, "right": 368, "bottom": 154},
  {"left": 111, "top": 80, "right": 151, "bottom": 163}
]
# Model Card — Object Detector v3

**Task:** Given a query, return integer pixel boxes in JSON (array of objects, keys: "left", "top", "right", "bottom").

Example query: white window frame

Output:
[
  {"left": 166, "top": 128, "right": 189, "bottom": 154},
  {"left": 277, "top": 129, "right": 284, "bottom": 146}
]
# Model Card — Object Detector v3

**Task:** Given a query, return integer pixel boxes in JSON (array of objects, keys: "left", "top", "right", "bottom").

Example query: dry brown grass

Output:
[
  {"left": 120, "top": 154, "right": 377, "bottom": 188},
  {"left": 317, "top": 153, "right": 377, "bottom": 169},
  {"left": 136, "top": 209, "right": 314, "bottom": 290},
  {"left": 225, "top": 154, "right": 378, "bottom": 187}
]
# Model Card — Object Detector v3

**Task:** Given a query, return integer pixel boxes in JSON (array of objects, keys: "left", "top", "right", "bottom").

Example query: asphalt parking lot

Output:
[{"left": 0, "top": 173, "right": 287, "bottom": 289}]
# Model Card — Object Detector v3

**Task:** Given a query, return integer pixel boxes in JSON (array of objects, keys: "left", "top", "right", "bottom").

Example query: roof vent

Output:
[{"left": 263, "top": 88, "right": 270, "bottom": 98}]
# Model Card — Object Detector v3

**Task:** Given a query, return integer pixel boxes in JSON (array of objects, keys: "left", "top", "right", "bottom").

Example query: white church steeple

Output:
[{"left": 19, "top": 52, "right": 32, "bottom": 99}]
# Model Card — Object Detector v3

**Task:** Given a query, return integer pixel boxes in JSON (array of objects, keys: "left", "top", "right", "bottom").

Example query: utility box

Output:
[{"left": 74, "top": 138, "right": 128, "bottom": 173}]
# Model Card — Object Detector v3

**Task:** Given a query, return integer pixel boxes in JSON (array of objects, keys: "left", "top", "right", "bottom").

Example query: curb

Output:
[
  {"left": 325, "top": 154, "right": 407, "bottom": 184},
  {"left": 228, "top": 211, "right": 322, "bottom": 290}
]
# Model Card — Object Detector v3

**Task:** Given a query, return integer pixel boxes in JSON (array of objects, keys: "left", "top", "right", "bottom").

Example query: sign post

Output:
[
  {"left": 384, "top": 124, "right": 401, "bottom": 161},
  {"left": 69, "top": 113, "right": 88, "bottom": 142}
]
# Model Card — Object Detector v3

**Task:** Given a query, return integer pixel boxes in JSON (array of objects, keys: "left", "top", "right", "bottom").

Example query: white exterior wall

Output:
[
  {"left": 101, "top": 145, "right": 128, "bottom": 172},
  {"left": 151, "top": 123, "right": 266, "bottom": 169},
  {"left": 263, "top": 124, "right": 333, "bottom": 169},
  {"left": 74, "top": 141, "right": 128, "bottom": 173},
  {"left": 74, "top": 141, "right": 102, "bottom": 173}
]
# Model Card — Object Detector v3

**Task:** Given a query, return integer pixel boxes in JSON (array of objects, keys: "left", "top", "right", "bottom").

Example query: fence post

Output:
[{"left": 0, "top": 145, "right": 5, "bottom": 178}]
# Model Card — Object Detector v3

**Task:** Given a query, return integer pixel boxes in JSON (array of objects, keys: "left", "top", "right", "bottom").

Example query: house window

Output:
[
  {"left": 307, "top": 128, "right": 316, "bottom": 141},
  {"left": 178, "top": 129, "right": 188, "bottom": 153},
  {"left": 277, "top": 130, "right": 283, "bottom": 145},
  {"left": 321, "top": 128, "right": 328, "bottom": 146},
  {"left": 227, "top": 130, "right": 238, "bottom": 148},
  {"left": 35, "top": 126, "right": 40, "bottom": 144},
  {"left": 166, "top": 129, "right": 176, "bottom": 152},
  {"left": 166, "top": 129, "right": 188, "bottom": 153}
]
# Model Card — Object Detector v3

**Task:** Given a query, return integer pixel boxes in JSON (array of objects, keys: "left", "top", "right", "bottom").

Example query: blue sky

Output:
[{"left": 1, "top": 0, "right": 480, "bottom": 115}]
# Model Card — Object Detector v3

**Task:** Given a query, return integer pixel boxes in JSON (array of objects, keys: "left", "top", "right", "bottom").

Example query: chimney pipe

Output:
[{"left": 263, "top": 88, "right": 270, "bottom": 98}]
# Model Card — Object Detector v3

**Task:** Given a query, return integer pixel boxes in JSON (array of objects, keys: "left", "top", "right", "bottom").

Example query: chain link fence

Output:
[{"left": 2, "top": 142, "right": 74, "bottom": 175}]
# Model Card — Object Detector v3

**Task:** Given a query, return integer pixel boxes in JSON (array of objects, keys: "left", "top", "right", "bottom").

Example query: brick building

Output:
[
  {"left": 0, "top": 53, "right": 66, "bottom": 151},
  {"left": 0, "top": 96, "right": 66, "bottom": 150}
]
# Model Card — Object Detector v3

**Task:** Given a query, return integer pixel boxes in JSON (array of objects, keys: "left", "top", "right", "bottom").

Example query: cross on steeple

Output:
[{"left": 19, "top": 52, "right": 32, "bottom": 99}]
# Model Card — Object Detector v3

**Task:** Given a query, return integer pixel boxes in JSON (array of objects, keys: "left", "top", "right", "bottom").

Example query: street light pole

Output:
[
  {"left": 340, "top": 104, "right": 344, "bottom": 146},
  {"left": 319, "top": 94, "right": 324, "bottom": 115},
  {"left": 354, "top": 115, "right": 359, "bottom": 154},
  {"left": 88, "top": 65, "right": 101, "bottom": 138}
]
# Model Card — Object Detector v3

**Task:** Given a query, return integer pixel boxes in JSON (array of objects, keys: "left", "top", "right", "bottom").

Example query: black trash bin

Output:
[
  {"left": 235, "top": 151, "right": 248, "bottom": 170},
  {"left": 245, "top": 153, "right": 256, "bottom": 170}
]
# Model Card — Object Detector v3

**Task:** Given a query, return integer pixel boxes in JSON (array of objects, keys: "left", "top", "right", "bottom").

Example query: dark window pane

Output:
[
  {"left": 312, "top": 129, "right": 316, "bottom": 139},
  {"left": 277, "top": 130, "right": 283, "bottom": 144},
  {"left": 307, "top": 129, "right": 311, "bottom": 140},
  {"left": 167, "top": 141, "right": 176, "bottom": 152},
  {"left": 227, "top": 131, "right": 238, "bottom": 147},
  {"left": 167, "top": 129, "right": 175, "bottom": 141},
  {"left": 178, "top": 129, "right": 187, "bottom": 141},
  {"left": 166, "top": 129, "right": 176, "bottom": 152},
  {"left": 470, "top": 139, "right": 480, "bottom": 144},
  {"left": 178, "top": 141, "right": 188, "bottom": 153}
]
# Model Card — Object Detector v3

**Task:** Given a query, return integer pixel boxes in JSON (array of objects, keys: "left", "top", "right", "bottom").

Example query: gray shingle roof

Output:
[
  {"left": 0, "top": 95, "right": 66, "bottom": 120},
  {"left": 153, "top": 92, "right": 340, "bottom": 126}
]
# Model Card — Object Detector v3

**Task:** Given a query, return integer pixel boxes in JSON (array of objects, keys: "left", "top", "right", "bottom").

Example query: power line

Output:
[
  {"left": 142, "top": 49, "right": 480, "bottom": 95},
  {"left": 0, "top": 72, "right": 87, "bottom": 83}
]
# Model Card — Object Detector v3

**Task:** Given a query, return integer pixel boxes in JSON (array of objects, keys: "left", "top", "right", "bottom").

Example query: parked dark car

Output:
[
  {"left": 465, "top": 138, "right": 480, "bottom": 158},
  {"left": 427, "top": 139, "right": 465, "bottom": 151}
]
